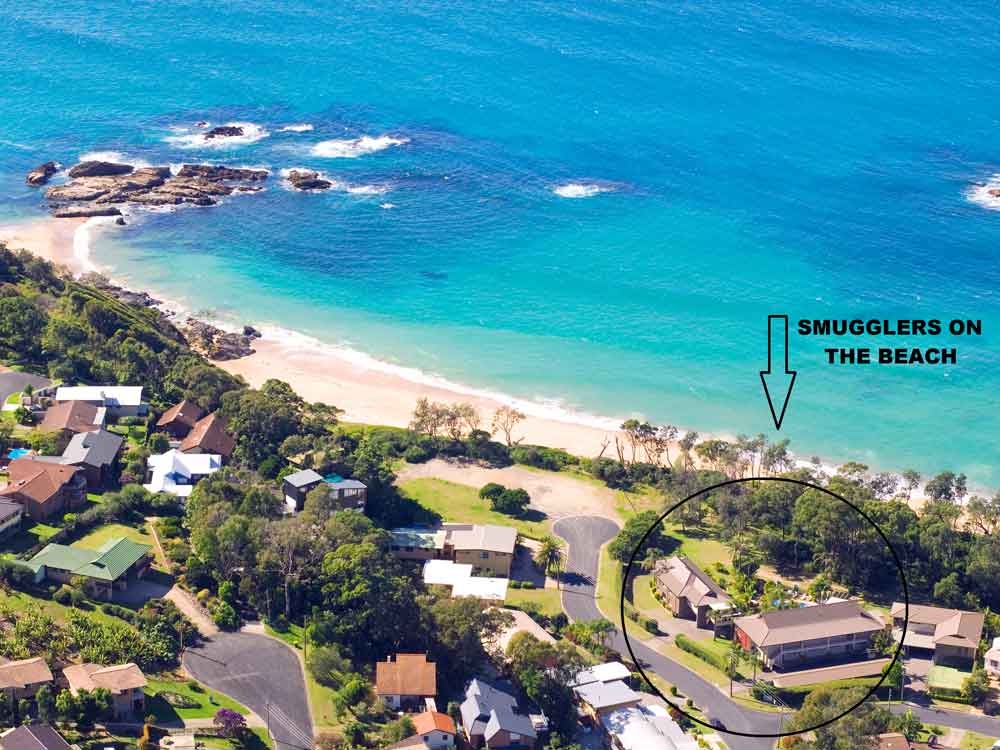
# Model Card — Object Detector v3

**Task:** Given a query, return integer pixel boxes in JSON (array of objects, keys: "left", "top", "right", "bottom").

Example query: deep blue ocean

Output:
[{"left": 1, "top": 1, "right": 998, "bottom": 485}]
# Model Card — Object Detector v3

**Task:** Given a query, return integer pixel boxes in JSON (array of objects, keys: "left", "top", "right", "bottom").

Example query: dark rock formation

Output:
[
  {"left": 177, "top": 164, "right": 269, "bottom": 181},
  {"left": 26, "top": 161, "right": 59, "bottom": 186},
  {"left": 989, "top": 188, "right": 1000, "bottom": 198},
  {"left": 45, "top": 160, "right": 268, "bottom": 217},
  {"left": 52, "top": 205, "right": 122, "bottom": 218},
  {"left": 184, "top": 319, "right": 256, "bottom": 360},
  {"left": 68, "top": 161, "right": 134, "bottom": 178},
  {"left": 286, "top": 169, "right": 332, "bottom": 191},
  {"left": 204, "top": 125, "right": 244, "bottom": 139},
  {"left": 243, "top": 325, "right": 262, "bottom": 338}
]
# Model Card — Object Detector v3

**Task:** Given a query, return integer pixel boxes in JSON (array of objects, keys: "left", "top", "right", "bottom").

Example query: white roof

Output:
[
  {"left": 144, "top": 449, "right": 221, "bottom": 496},
  {"left": 600, "top": 706, "right": 699, "bottom": 750},
  {"left": 423, "top": 559, "right": 474, "bottom": 586},
  {"left": 571, "top": 662, "right": 632, "bottom": 687},
  {"left": 56, "top": 386, "right": 144, "bottom": 407},
  {"left": 452, "top": 576, "right": 509, "bottom": 601},
  {"left": 422, "top": 559, "right": 508, "bottom": 600},
  {"left": 573, "top": 680, "right": 642, "bottom": 710}
]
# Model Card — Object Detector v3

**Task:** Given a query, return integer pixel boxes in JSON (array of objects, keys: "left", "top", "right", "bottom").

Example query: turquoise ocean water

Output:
[{"left": 1, "top": 1, "right": 998, "bottom": 484}]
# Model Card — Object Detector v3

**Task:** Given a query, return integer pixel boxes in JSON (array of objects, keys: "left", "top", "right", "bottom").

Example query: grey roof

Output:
[
  {"left": 0, "top": 725, "right": 71, "bottom": 750},
  {"left": 0, "top": 500, "right": 23, "bottom": 523},
  {"left": 284, "top": 469, "right": 323, "bottom": 488},
  {"left": 328, "top": 477, "right": 367, "bottom": 490},
  {"left": 61, "top": 429, "right": 124, "bottom": 468},
  {"left": 573, "top": 679, "right": 642, "bottom": 710},
  {"left": 460, "top": 679, "right": 536, "bottom": 742}
]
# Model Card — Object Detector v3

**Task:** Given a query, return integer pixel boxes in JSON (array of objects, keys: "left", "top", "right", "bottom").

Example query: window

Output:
[{"left": 480, "top": 551, "right": 489, "bottom": 559}]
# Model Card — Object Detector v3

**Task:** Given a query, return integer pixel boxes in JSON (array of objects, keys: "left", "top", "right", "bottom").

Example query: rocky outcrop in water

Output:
[
  {"left": 68, "top": 161, "right": 135, "bottom": 178},
  {"left": 26, "top": 161, "right": 59, "bottom": 186},
  {"left": 185, "top": 319, "right": 257, "bottom": 360},
  {"left": 44, "top": 161, "right": 269, "bottom": 217},
  {"left": 205, "top": 125, "right": 244, "bottom": 139},
  {"left": 990, "top": 188, "right": 1000, "bottom": 198},
  {"left": 287, "top": 169, "right": 332, "bottom": 191}
]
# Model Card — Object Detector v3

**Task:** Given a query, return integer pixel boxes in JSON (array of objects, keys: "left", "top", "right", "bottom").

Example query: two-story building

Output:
[
  {"left": 460, "top": 679, "right": 536, "bottom": 750},
  {"left": 734, "top": 601, "right": 886, "bottom": 671},
  {"left": 391, "top": 523, "right": 517, "bottom": 577},
  {"left": 282, "top": 469, "right": 367, "bottom": 514},
  {"left": 890, "top": 602, "right": 984, "bottom": 668},
  {"left": 654, "top": 556, "right": 731, "bottom": 629},
  {"left": 54, "top": 386, "right": 147, "bottom": 419},
  {"left": 0, "top": 657, "right": 54, "bottom": 705},
  {"left": 63, "top": 662, "right": 147, "bottom": 719},
  {"left": 0, "top": 457, "right": 86, "bottom": 521}
]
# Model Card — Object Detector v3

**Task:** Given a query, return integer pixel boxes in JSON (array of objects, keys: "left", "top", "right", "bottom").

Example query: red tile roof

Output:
[
  {"left": 0, "top": 458, "right": 82, "bottom": 506},
  {"left": 374, "top": 653, "right": 437, "bottom": 698},
  {"left": 179, "top": 412, "right": 235, "bottom": 458}
]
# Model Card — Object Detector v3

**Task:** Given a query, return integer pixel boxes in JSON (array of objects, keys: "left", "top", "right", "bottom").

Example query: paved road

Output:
[
  {"left": 554, "top": 516, "right": 781, "bottom": 750},
  {"left": 0, "top": 371, "right": 50, "bottom": 405},
  {"left": 889, "top": 702, "right": 1000, "bottom": 738},
  {"left": 183, "top": 632, "right": 313, "bottom": 750}
]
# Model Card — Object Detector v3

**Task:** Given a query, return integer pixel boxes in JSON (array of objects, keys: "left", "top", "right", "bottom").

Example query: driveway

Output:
[
  {"left": 0, "top": 371, "right": 50, "bottom": 406},
  {"left": 553, "top": 516, "right": 781, "bottom": 750},
  {"left": 183, "top": 632, "right": 313, "bottom": 750}
]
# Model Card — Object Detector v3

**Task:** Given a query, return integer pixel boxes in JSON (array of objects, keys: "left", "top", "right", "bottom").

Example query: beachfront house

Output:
[
  {"left": 144, "top": 449, "right": 221, "bottom": 497},
  {"left": 26, "top": 537, "right": 152, "bottom": 600},
  {"left": 0, "top": 457, "right": 86, "bottom": 521},
  {"left": 0, "top": 657, "right": 54, "bottom": 704},
  {"left": 460, "top": 679, "right": 537, "bottom": 750},
  {"left": 654, "top": 556, "right": 732, "bottom": 629},
  {"left": 55, "top": 386, "right": 147, "bottom": 419},
  {"left": 37, "top": 400, "right": 106, "bottom": 437},
  {"left": 391, "top": 523, "right": 518, "bottom": 577},
  {"left": 35, "top": 429, "right": 124, "bottom": 490},
  {"left": 734, "top": 601, "right": 886, "bottom": 671},
  {"left": 63, "top": 663, "right": 147, "bottom": 719},
  {"left": 156, "top": 400, "right": 205, "bottom": 439},
  {"left": 0, "top": 725, "right": 72, "bottom": 750},
  {"left": 890, "top": 602, "right": 984, "bottom": 668},
  {"left": 374, "top": 653, "right": 437, "bottom": 711},
  {"left": 0, "top": 501, "right": 23, "bottom": 539},
  {"left": 282, "top": 469, "right": 367, "bottom": 514},
  {"left": 179, "top": 412, "right": 236, "bottom": 461}
]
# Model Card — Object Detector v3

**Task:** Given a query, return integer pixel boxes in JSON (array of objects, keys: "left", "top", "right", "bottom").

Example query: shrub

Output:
[
  {"left": 492, "top": 488, "right": 530, "bottom": 516},
  {"left": 641, "top": 616, "right": 658, "bottom": 634},
  {"left": 675, "top": 634, "right": 728, "bottom": 672},
  {"left": 520, "top": 581, "right": 535, "bottom": 590},
  {"left": 479, "top": 483, "right": 506, "bottom": 501},
  {"left": 257, "top": 455, "right": 283, "bottom": 479},
  {"left": 54, "top": 586, "right": 73, "bottom": 605},
  {"left": 403, "top": 444, "right": 435, "bottom": 463},
  {"left": 509, "top": 580, "right": 522, "bottom": 589},
  {"left": 212, "top": 601, "right": 239, "bottom": 631},
  {"left": 510, "top": 445, "right": 576, "bottom": 471}
]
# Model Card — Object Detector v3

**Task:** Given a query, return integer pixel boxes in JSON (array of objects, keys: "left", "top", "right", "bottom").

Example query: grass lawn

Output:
[
  {"left": 107, "top": 423, "right": 147, "bottom": 447},
  {"left": 0, "top": 519, "right": 61, "bottom": 556},
  {"left": 397, "top": 477, "right": 550, "bottom": 539},
  {"left": 506, "top": 587, "right": 563, "bottom": 617},
  {"left": 72, "top": 522, "right": 153, "bottom": 550},
  {"left": 144, "top": 674, "right": 250, "bottom": 721},
  {"left": 663, "top": 523, "right": 732, "bottom": 570},
  {"left": 928, "top": 664, "right": 970, "bottom": 691},
  {"left": 594, "top": 545, "right": 653, "bottom": 641},
  {"left": 196, "top": 730, "right": 270, "bottom": 750},
  {"left": 632, "top": 574, "right": 664, "bottom": 613},
  {"left": 961, "top": 731, "right": 1000, "bottom": 749}
]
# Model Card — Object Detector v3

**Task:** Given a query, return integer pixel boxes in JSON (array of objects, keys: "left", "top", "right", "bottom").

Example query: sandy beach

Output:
[{"left": 0, "top": 216, "right": 622, "bottom": 457}]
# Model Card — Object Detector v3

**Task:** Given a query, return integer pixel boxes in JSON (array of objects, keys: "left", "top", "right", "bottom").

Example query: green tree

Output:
[
  {"left": 0, "top": 296, "right": 46, "bottom": 360},
  {"left": 307, "top": 644, "right": 351, "bottom": 689},
  {"left": 533, "top": 536, "right": 564, "bottom": 577},
  {"left": 35, "top": 684, "right": 55, "bottom": 723},
  {"left": 608, "top": 510, "right": 668, "bottom": 563},
  {"left": 332, "top": 675, "right": 370, "bottom": 717},
  {"left": 961, "top": 666, "right": 989, "bottom": 705},
  {"left": 492, "top": 488, "right": 530, "bottom": 516},
  {"left": 148, "top": 432, "right": 170, "bottom": 453}
]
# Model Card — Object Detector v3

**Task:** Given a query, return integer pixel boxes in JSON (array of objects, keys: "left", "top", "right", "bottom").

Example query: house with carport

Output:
[{"left": 890, "top": 602, "right": 984, "bottom": 668}]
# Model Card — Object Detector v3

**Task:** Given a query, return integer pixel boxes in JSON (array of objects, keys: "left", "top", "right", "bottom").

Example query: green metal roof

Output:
[{"left": 27, "top": 537, "right": 151, "bottom": 581}]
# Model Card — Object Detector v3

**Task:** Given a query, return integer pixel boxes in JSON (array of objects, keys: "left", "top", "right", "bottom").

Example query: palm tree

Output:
[{"left": 534, "top": 536, "right": 564, "bottom": 583}]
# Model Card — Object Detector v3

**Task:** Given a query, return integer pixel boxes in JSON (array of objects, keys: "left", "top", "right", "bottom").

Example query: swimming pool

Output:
[{"left": 6, "top": 448, "right": 30, "bottom": 460}]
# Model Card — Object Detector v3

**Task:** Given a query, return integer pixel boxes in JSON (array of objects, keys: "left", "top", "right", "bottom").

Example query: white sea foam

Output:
[
  {"left": 379, "top": 202, "right": 396, "bottom": 209},
  {"left": 553, "top": 182, "right": 612, "bottom": 199},
  {"left": 967, "top": 175, "right": 1000, "bottom": 211},
  {"left": 72, "top": 215, "right": 119, "bottom": 274},
  {"left": 279, "top": 123, "right": 314, "bottom": 132},
  {"left": 311, "top": 135, "right": 409, "bottom": 158},
  {"left": 164, "top": 122, "right": 270, "bottom": 149},
  {"left": 78, "top": 151, "right": 152, "bottom": 168}
]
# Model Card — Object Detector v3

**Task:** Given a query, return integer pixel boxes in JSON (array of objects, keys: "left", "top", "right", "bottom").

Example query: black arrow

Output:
[{"left": 760, "top": 314, "right": 797, "bottom": 430}]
